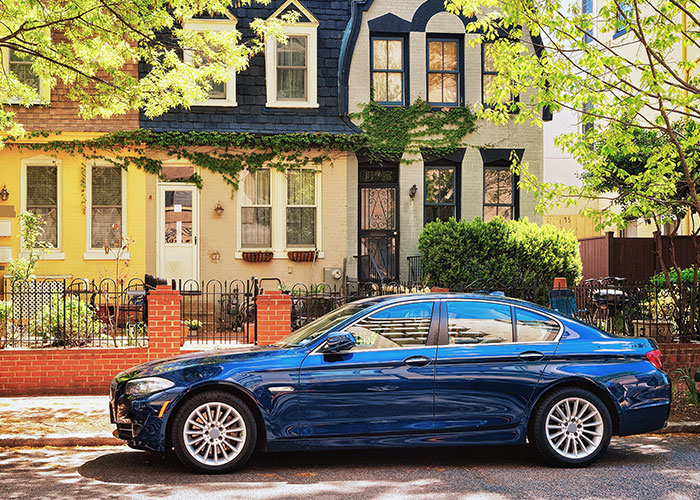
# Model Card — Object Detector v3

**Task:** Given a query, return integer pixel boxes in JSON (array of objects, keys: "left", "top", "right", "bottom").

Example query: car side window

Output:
[
  {"left": 515, "top": 308, "right": 560, "bottom": 342},
  {"left": 346, "top": 302, "right": 434, "bottom": 349},
  {"left": 447, "top": 301, "right": 513, "bottom": 344}
]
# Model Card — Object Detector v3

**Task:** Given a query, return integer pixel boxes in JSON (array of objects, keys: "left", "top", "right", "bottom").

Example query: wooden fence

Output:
[{"left": 579, "top": 232, "right": 699, "bottom": 282}]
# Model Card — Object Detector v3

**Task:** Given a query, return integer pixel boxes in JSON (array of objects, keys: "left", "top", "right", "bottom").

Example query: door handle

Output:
[
  {"left": 519, "top": 351, "right": 544, "bottom": 362},
  {"left": 403, "top": 355, "right": 431, "bottom": 367}
]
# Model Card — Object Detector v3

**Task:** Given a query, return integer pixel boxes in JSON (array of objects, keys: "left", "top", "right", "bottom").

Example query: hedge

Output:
[{"left": 417, "top": 217, "right": 582, "bottom": 290}]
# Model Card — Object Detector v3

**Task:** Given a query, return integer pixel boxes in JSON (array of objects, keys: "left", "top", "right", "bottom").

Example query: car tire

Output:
[
  {"left": 529, "top": 387, "right": 612, "bottom": 468},
  {"left": 171, "top": 391, "right": 257, "bottom": 473}
]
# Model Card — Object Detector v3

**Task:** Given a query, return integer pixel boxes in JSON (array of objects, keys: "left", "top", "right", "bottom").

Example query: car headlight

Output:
[{"left": 124, "top": 377, "right": 175, "bottom": 397}]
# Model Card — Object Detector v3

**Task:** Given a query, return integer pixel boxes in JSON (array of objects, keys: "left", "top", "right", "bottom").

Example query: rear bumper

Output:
[{"left": 618, "top": 402, "right": 671, "bottom": 436}]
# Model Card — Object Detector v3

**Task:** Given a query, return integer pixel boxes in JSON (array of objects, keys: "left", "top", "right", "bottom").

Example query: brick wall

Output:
[
  {"left": 256, "top": 290, "right": 292, "bottom": 346},
  {"left": 4, "top": 65, "right": 139, "bottom": 132},
  {"left": 658, "top": 343, "right": 700, "bottom": 375},
  {"left": 0, "top": 286, "right": 180, "bottom": 396}
]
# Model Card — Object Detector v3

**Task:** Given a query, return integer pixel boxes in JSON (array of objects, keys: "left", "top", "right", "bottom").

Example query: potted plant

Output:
[
  {"left": 184, "top": 319, "right": 202, "bottom": 335},
  {"left": 242, "top": 250, "right": 274, "bottom": 263},
  {"left": 287, "top": 250, "right": 317, "bottom": 262}
]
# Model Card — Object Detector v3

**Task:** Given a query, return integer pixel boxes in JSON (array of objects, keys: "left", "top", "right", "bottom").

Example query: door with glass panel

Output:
[
  {"left": 299, "top": 301, "right": 438, "bottom": 437},
  {"left": 434, "top": 300, "right": 559, "bottom": 432},
  {"left": 358, "top": 164, "right": 399, "bottom": 282},
  {"left": 158, "top": 185, "right": 199, "bottom": 281}
]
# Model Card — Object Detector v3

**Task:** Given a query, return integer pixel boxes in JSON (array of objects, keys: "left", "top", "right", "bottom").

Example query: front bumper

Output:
[{"left": 109, "top": 378, "right": 181, "bottom": 453}]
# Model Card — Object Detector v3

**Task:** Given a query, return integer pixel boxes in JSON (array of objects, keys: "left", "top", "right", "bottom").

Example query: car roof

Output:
[{"left": 352, "top": 292, "right": 552, "bottom": 313}]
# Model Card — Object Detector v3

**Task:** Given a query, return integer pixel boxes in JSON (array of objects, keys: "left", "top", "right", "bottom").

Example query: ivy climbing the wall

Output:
[{"left": 6, "top": 100, "right": 478, "bottom": 188}]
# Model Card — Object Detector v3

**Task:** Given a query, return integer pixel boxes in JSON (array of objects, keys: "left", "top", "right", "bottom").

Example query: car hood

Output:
[{"left": 115, "top": 344, "right": 294, "bottom": 382}]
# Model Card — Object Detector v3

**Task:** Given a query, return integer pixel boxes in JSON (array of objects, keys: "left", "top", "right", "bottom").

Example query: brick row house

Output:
[{"left": 0, "top": 0, "right": 547, "bottom": 286}]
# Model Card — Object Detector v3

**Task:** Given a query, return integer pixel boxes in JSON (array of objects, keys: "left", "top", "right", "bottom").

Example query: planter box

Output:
[
  {"left": 288, "top": 250, "right": 317, "bottom": 262},
  {"left": 632, "top": 319, "right": 675, "bottom": 343},
  {"left": 242, "top": 251, "right": 273, "bottom": 263}
]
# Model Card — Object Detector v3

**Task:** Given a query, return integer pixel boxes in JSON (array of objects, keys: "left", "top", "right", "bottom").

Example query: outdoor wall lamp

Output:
[
  {"left": 409, "top": 184, "right": 417, "bottom": 199},
  {"left": 0, "top": 186, "right": 9, "bottom": 201},
  {"left": 214, "top": 201, "right": 225, "bottom": 216}
]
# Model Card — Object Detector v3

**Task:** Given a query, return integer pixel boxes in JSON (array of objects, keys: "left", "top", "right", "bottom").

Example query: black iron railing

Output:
[
  {"left": 177, "top": 278, "right": 258, "bottom": 346},
  {"left": 0, "top": 278, "right": 148, "bottom": 349}
]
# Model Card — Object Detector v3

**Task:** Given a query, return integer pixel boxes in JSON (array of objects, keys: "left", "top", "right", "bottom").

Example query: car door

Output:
[
  {"left": 434, "top": 299, "right": 561, "bottom": 432},
  {"left": 298, "top": 300, "right": 439, "bottom": 437}
]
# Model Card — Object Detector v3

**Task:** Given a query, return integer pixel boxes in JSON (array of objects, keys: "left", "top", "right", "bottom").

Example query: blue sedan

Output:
[{"left": 109, "top": 294, "right": 670, "bottom": 472}]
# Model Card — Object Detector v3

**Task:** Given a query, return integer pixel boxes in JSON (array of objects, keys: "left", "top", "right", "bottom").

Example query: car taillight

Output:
[{"left": 646, "top": 349, "right": 663, "bottom": 371}]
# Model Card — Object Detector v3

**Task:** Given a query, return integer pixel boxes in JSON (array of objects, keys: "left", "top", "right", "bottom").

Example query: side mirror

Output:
[{"left": 324, "top": 331, "right": 356, "bottom": 353}]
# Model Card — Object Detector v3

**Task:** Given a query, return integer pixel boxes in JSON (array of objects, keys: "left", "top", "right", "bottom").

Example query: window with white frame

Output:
[
  {"left": 4, "top": 48, "right": 45, "bottom": 102},
  {"left": 88, "top": 164, "right": 124, "bottom": 250},
  {"left": 241, "top": 170, "right": 272, "bottom": 248},
  {"left": 238, "top": 167, "right": 320, "bottom": 254},
  {"left": 265, "top": 0, "right": 319, "bottom": 108},
  {"left": 25, "top": 164, "right": 59, "bottom": 248},
  {"left": 183, "top": 17, "right": 238, "bottom": 107},
  {"left": 286, "top": 169, "right": 316, "bottom": 246}
]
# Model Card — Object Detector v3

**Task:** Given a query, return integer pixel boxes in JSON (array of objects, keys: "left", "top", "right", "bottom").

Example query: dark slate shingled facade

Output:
[{"left": 140, "top": 0, "right": 358, "bottom": 134}]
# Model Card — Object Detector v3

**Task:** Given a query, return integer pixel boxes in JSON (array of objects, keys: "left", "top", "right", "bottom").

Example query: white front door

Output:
[{"left": 157, "top": 184, "right": 199, "bottom": 281}]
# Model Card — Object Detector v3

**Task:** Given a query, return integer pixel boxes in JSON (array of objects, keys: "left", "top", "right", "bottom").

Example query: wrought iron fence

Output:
[
  {"left": 571, "top": 280, "right": 700, "bottom": 342},
  {"left": 178, "top": 279, "right": 257, "bottom": 346},
  {"left": 289, "top": 281, "right": 543, "bottom": 330},
  {"left": 0, "top": 278, "right": 148, "bottom": 349}
]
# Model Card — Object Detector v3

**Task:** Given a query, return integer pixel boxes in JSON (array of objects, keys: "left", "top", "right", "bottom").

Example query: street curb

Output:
[
  {"left": 0, "top": 436, "right": 124, "bottom": 447},
  {"left": 654, "top": 422, "right": 700, "bottom": 434}
]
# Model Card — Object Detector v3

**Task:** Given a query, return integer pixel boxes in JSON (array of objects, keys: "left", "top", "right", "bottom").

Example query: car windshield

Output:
[{"left": 273, "top": 303, "right": 367, "bottom": 348}]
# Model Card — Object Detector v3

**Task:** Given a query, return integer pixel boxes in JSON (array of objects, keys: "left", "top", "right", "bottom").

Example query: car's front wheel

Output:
[
  {"left": 530, "top": 387, "right": 612, "bottom": 467},
  {"left": 171, "top": 391, "right": 257, "bottom": 473}
]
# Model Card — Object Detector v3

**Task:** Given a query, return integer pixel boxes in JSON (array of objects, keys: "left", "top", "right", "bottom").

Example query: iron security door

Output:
[{"left": 358, "top": 165, "right": 399, "bottom": 281}]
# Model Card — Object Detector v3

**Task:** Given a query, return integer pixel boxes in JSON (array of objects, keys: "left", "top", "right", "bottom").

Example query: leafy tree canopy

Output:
[
  {"left": 0, "top": 0, "right": 288, "bottom": 138},
  {"left": 446, "top": 0, "right": 700, "bottom": 232}
]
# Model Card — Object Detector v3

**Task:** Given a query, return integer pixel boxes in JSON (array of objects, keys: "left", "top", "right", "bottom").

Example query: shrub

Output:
[
  {"left": 418, "top": 217, "right": 582, "bottom": 291},
  {"left": 31, "top": 295, "right": 103, "bottom": 347}
]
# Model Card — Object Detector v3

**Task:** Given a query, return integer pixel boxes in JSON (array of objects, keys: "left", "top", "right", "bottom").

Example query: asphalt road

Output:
[{"left": 1, "top": 435, "right": 699, "bottom": 500}]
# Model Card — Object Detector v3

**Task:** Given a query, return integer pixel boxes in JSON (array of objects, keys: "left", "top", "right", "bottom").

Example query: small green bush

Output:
[
  {"left": 31, "top": 295, "right": 103, "bottom": 347},
  {"left": 418, "top": 217, "right": 582, "bottom": 291},
  {"left": 650, "top": 267, "right": 699, "bottom": 286}
]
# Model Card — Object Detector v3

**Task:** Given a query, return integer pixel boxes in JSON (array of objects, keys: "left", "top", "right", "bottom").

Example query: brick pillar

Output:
[
  {"left": 256, "top": 290, "right": 292, "bottom": 346},
  {"left": 147, "top": 285, "right": 182, "bottom": 359}
]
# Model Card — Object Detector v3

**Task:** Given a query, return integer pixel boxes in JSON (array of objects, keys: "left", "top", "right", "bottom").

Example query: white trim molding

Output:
[
  {"left": 183, "top": 17, "right": 239, "bottom": 107},
  {"left": 236, "top": 167, "right": 322, "bottom": 258},
  {"left": 83, "top": 160, "right": 128, "bottom": 260},
  {"left": 2, "top": 48, "right": 50, "bottom": 105},
  {"left": 265, "top": 0, "right": 319, "bottom": 108},
  {"left": 20, "top": 155, "right": 64, "bottom": 259}
]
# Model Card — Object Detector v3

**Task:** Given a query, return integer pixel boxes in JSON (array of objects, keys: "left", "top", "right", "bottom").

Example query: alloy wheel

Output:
[
  {"left": 545, "top": 396, "right": 604, "bottom": 459},
  {"left": 183, "top": 402, "right": 247, "bottom": 466}
]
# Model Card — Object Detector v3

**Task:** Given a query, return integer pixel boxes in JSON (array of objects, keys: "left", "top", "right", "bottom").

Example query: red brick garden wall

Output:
[
  {"left": 256, "top": 290, "right": 292, "bottom": 346},
  {"left": 658, "top": 343, "right": 700, "bottom": 375},
  {"left": 0, "top": 286, "right": 181, "bottom": 396}
]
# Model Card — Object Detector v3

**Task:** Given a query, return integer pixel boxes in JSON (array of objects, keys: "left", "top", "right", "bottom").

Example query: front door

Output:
[
  {"left": 358, "top": 164, "right": 399, "bottom": 281},
  {"left": 157, "top": 185, "right": 199, "bottom": 281},
  {"left": 434, "top": 300, "right": 559, "bottom": 432},
  {"left": 298, "top": 300, "right": 438, "bottom": 437}
]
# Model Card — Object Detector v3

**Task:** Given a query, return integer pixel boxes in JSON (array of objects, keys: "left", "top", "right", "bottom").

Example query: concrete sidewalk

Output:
[
  {"left": 0, "top": 396, "right": 122, "bottom": 447},
  {"left": 0, "top": 395, "right": 698, "bottom": 448}
]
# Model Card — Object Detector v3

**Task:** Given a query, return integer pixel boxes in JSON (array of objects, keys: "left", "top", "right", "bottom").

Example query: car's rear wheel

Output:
[
  {"left": 530, "top": 387, "right": 612, "bottom": 467},
  {"left": 171, "top": 391, "right": 256, "bottom": 473}
]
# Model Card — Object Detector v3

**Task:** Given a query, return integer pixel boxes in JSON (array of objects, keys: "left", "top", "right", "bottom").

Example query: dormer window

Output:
[
  {"left": 4, "top": 48, "right": 47, "bottom": 104},
  {"left": 183, "top": 16, "right": 238, "bottom": 107},
  {"left": 265, "top": 0, "right": 319, "bottom": 108}
]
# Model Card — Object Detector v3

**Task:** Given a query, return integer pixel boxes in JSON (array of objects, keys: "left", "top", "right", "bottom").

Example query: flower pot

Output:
[
  {"left": 632, "top": 319, "right": 674, "bottom": 343},
  {"left": 242, "top": 251, "right": 274, "bottom": 263},
  {"left": 287, "top": 250, "right": 317, "bottom": 262}
]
